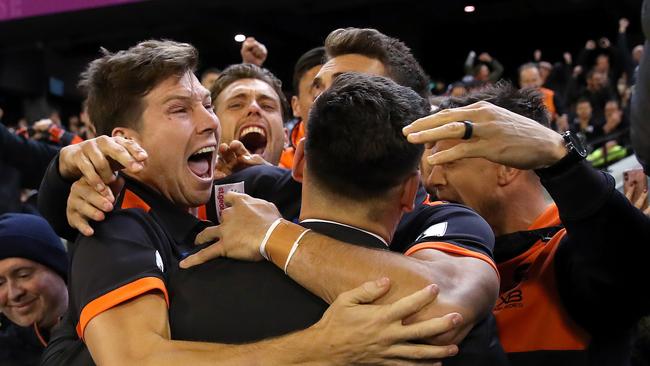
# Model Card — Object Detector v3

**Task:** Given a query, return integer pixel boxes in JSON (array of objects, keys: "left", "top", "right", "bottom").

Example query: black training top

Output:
[{"left": 43, "top": 175, "right": 210, "bottom": 365}]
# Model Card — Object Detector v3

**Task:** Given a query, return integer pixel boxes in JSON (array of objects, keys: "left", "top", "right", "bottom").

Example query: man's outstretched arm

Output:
[{"left": 83, "top": 280, "right": 460, "bottom": 365}]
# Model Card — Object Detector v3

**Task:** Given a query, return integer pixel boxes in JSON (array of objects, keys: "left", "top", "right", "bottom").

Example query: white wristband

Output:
[
  {"left": 283, "top": 229, "right": 311, "bottom": 274},
  {"left": 259, "top": 218, "right": 283, "bottom": 260}
]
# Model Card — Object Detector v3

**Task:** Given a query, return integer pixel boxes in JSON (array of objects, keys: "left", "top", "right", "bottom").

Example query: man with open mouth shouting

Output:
[{"left": 211, "top": 63, "right": 289, "bottom": 167}]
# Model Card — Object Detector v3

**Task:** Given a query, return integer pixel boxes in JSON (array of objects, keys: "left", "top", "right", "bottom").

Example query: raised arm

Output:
[
  {"left": 0, "top": 122, "right": 59, "bottom": 189},
  {"left": 404, "top": 100, "right": 650, "bottom": 330}
]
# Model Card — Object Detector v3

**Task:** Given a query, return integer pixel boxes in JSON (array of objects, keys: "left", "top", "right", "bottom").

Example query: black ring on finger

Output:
[{"left": 462, "top": 121, "right": 474, "bottom": 140}]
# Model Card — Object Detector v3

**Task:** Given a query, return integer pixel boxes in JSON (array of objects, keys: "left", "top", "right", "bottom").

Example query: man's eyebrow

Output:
[
  {"left": 224, "top": 92, "right": 249, "bottom": 101},
  {"left": 256, "top": 93, "right": 279, "bottom": 103},
  {"left": 162, "top": 94, "right": 192, "bottom": 104}
]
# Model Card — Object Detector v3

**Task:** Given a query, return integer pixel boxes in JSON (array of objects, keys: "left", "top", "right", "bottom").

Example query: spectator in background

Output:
[
  {"left": 464, "top": 51, "right": 504, "bottom": 85},
  {"left": 570, "top": 97, "right": 604, "bottom": 148},
  {"left": 448, "top": 81, "right": 469, "bottom": 97},
  {"left": 0, "top": 119, "right": 59, "bottom": 215},
  {"left": 0, "top": 213, "right": 68, "bottom": 366},
  {"left": 567, "top": 69, "right": 618, "bottom": 123},
  {"left": 279, "top": 46, "right": 325, "bottom": 169},
  {"left": 67, "top": 116, "right": 81, "bottom": 135},
  {"left": 533, "top": 49, "right": 574, "bottom": 103},
  {"left": 603, "top": 99, "right": 629, "bottom": 138},
  {"left": 519, "top": 62, "right": 568, "bottom": 132},
  {"left": 617, "top": 17, "right": 644, "bottom": 85},
  {"left": 77, "top": 100, "right": 96, "bottom": 140},
  {"left": 199, "top": 67, "right": 221, "bottom": 90}
]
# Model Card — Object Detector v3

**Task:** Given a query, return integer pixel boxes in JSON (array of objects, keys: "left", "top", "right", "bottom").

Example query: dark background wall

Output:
[{"left": 0, "top": 0, "right": 644, "bottom": 124}]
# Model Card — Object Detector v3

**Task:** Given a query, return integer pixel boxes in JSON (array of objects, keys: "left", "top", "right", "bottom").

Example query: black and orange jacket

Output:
[
  {"left": 278, "top": 120, "right": 305, "bottom": 169},
  {"left": 493, "top": 159, "right": 650, "bottom": 366},
  {"left": 41, "top": 175, "right": 211, "bottom": 365}
]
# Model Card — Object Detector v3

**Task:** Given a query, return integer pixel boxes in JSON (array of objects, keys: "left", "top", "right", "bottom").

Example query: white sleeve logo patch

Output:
[
  {"left": 416, "top": 222, "right": 448, "bottom": 241},
  {"left": 155, "top": 250, "right": 164, "bottom": 272}
]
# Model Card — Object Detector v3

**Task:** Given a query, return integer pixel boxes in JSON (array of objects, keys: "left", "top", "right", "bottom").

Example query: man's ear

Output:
[
  {"left": 400, "top": 172, "right": 421, "bottom": 213},
  {"left": 496, "top": 165, "right": 521, "bottom": 186},
  {"left": 291, "top": 95, "right": 301, "bottom": 119},
  {"left": 291, "top": 138, "right": 306, "bottom": 183},
  {"left": 112, "top": 127, "right": 140, "bottom": 142}
]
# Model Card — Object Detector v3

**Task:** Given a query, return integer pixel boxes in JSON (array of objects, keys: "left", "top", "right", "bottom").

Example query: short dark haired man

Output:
[
  {"left": 0, "top": 213, "right": 68, "bottom": 366},
  {"left": 405, "top": 82, "right": 650, "bottom": 366},
  {"left": 39, "top": 40, "right": 462, "bottom": 365},
  {"left": 211, "top": 63, "right": 289, "bottom": 166},
  {"left": 278, "top": 46, "right": 325, "bottom": 168},
  {"left": 319, "top": 27, "right": 431, "bottom": 98}
]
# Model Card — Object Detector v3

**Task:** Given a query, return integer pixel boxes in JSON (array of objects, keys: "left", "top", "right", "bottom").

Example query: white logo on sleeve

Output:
[
  {"left": 416, "top": 222, "right": 448, "bottom": 241},
  {"left": 155, "top": 251, "right": 164, "bottom": 272}
]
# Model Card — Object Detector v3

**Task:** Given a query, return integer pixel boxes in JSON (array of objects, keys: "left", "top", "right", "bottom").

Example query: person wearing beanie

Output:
[{"left": 0, "top": 213, "right": 69, "bottom": 366}]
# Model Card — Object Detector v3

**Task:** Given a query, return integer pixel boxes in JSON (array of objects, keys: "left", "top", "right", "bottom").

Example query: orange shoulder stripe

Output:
[
  {"left": 121, "top": 190, "right": 151, "bottom": 212},
  {"left": 76, "top": 277, "right": 168, "bottom": 339},
  {"left": 405, "top": 241, "right": 499, "bottom": 277}
]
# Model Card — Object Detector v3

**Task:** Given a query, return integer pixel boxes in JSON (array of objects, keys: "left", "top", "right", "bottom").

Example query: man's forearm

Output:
[
  {"left": 144, "top": 328, "right": 327, "bottom": 366},
  {"left": 37, "top": 154, "right": 77, "bottom": 241},
  {"left": 285, "top": 233, "right": 427, "bottom": 303},
  {"left": 284, "top": 233, "right": 492, "bottom": 325}
]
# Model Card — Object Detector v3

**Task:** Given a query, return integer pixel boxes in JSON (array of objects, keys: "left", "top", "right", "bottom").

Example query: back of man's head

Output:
[
  {"left": 79, "top": 40, "right": 198, "bottom": 136},
  {"left": 439, "top": 81, "right": 550, "bottom": 128},
  {"left": 211, "top": 63, "right": 290, "bottom": 122},
  {"left": 306, "top": 73, "right": 429, "bottom": 200},
  {"left": 324, "top": 28, "right": 431, "bottom": 98}
]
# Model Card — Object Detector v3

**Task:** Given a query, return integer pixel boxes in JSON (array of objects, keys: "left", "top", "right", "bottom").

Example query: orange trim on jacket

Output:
[
  {"left": 494, "top": 204, "right": 590, "bottom": 354},
  {"left": 76, "top": 277, "right": 169, "bottom": 339},
  {"left": 405, "top": 241, "right": 499, "bottom": 277},
  {"left": 121, "top": 190, "right": 151, "bottom": 212},
  {"left": 540, "top": 87, "right": 557, "bottom": 119}
]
